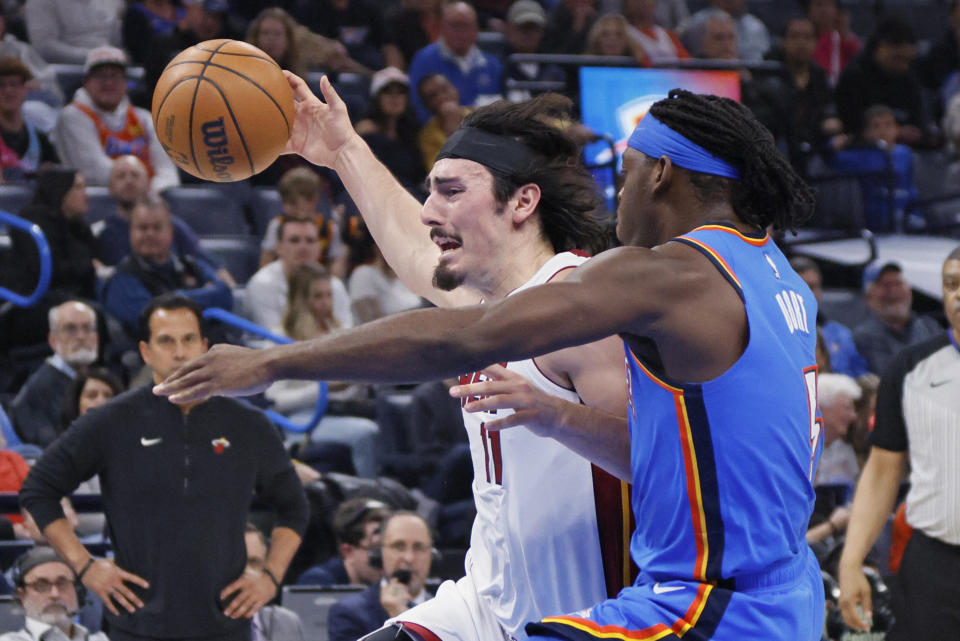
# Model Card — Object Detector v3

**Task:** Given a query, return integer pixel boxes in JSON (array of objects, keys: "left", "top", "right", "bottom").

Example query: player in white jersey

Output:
[{"left": 170, "top": 77, "right": 632, "bottom": 641}]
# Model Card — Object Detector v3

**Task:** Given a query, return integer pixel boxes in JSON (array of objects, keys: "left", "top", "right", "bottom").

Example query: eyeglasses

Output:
[
  {"left": 56, "top": 323, "right": 96, "bottom": 336},
  {"left": 383, "top": 541, "right": 431, "bottom": 555},
  {"left": 25, "top": 578, "right": 75, "bottom": 594}
]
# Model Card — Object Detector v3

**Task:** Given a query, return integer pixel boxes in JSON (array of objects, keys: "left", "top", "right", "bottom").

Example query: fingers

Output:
[
  {"left": 478, "top": 414, "right": 524, "bottom": 431},
  {"left": 839, "top": 584, "right": 872, "bottom": 631},
  {"left": 318, "top": 74, "right": 346, "bottom": 111},
  {"left": 110, "top": 583, "right": 145, "bottom": 613},
  {"left": 153, "top": 358, "right": 204, "bottom": 396},
  {"left": 460, "top": 395, "right": 522, "bottom": 415},
  {"left": 222, "top": 578, "right": 270, "bottom": 619},
  {"left": 119, "top": 569, "right": 151, "bottom": 590},
  {"left": 220, "top": 578, "right": 243, "bottom": 601},
  {"left": 283, "top": 70, "right": 314, "bottom": 104},
  {"left": 450, "top": 377, "right": 528, "bottom": 401}
]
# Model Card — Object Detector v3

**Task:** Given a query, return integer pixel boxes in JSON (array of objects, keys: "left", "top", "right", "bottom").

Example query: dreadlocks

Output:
[
  {"left": 459, "top": 94, "right": 609, "bottom": 256},
  {"left": 648, "top": 89, "right": 815, "bottom": 231}
]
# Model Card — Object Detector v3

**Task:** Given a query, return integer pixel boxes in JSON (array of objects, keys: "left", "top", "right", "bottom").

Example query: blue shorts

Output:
[{"left": 527, "top": 548, "right": 824, "bottom": 641}]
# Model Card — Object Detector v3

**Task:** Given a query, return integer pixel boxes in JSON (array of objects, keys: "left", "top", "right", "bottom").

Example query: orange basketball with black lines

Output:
[{"left": 151, "top": 39, "right": 294, "bottom": 182}]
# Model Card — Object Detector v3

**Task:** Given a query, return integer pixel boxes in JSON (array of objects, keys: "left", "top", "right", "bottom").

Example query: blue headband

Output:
[{"left": 627, "top": 114, "right": 741, "bottom": 180}]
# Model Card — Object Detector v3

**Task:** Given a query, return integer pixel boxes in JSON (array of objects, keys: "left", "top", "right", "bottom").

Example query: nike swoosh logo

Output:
[
  {"left": 140, "top": 437, "right": 163, "bottom": 447},
  {"left": 930, "top": 380, "right": 952, "bottom": 388},
  {"left": 652, "top": 583, "right": 684, "bottom": 595}
]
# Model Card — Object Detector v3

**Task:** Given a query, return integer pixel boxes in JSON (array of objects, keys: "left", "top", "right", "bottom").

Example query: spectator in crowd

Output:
[
  {"left": 347, "top": 222, "right": 422, "bottom": 325},
  {"left": 541, "top": 0, "right": 599, "bottom": 55},
  {"left": 853, "top": 261, "right": 942, "bottom": 375},
  {"left": 680, "top": 0, "right": 768, "bottom": 62},
  {"left": 327, "top": 512, "right": 436, "bottom": 641},
  {"left": 415, "top": 73, "right": 470, "bottom": 170},
  {"left": 839, "top": 247, "right": 960, "bottom": 638},
  {"left": 355, "top": 67, "right": 426, "bottom": 197},
  {"left": 653, "top": 0, "right": 689, "bottom": 30},
  {"left": 265, "top": 263, "right": 380, "bottom": 478},
  {"left": 2, "top": 168, "right": 97, "bottom": 348},
  {"left": 583, "top": 13, "right": 649, "bottom": 66},
  {"left": 10, "top": 301, "right": 99, "bottom": 448},
  {"left": 815, "top": 372, "right": 862, "bottom": 488},
  {"left": 501, "top": 0, "right": 566, "bottom": 103},
  {"left": 834, "top": 15, "right": 927, "bottom": 148},
  {"left": 0, "top": 437, "right": 32, "bottom": 538},
  {"left": 850, "top": 372, "right": 880, "bottom": 469},
  {"left": 0, "top": 14, "right": 64, "bottom": 108},
  {"left": 297, "top": 497, "right": 390, "bottom": 586},
  {"left": 53, "top": 45, "right": 180, "bottom": 193},
  {"left": 245, "top": 523, "right": 307, "bottom": 641},
  {"left": 681, "top": 7, "right": 738, "bottom": 60},
  {"left": 20, "top": 293, "right": 310, "bottom": 641},
  {"left": 122, "top": 0, "right": 186, "bottom": 68},
  {"left": 831, "top": 104, "right": 918, "bottom": 231},
  {"left": 100, "top": 194, "right": 232, "bottom": 337},
  {"left": 294, "top": 0, "right": 400, "bottom": 72},
  {"left": 914, "top": 0, "right": 960, "bottom": 109},
  {"left": 791, "top": 256, "right": 868, "bottom": 378},
  {"left": 247, "top": 216, "right": 352, "bottom": 332},
  {"left": 384, "top": 0, "right": 443, "bottom": 70},
  {"left": 259, "top": 167, "right": 347, "bottom": 278},
  {"left": 805, "top": 0, "right": 860, "bottom": 85},
  {"left": 407, "top": 2, "right": 503, "bottom": 123},
  {"left": 94, "top": 155, "right": 233, "bottom": 286},
  {"left": 0, "top": 547, "right": 110, "bottom": 641},
  {"left": 755, "top": 16, "right": 843, "bottom": 175},
  {"left": 246, "top": 7, "right": 307, "bottom": 77},
  {"left": 0, "top": 57, "right": 59, "bottom": 182},
  {"left": 623, "top": 0, "right": 690, "bottom": 64},
  {"left": 24, "top": 0, "right": 123, "bottom": 65}
]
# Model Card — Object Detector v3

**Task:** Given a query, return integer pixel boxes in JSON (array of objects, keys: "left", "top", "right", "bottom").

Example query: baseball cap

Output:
[
  {"left": 507, "top": 0, "right": 547, "bottom": 27},
  {"left": 862, "top": 261, "right": 902, "bottom": 290},
  {"left": 83, "top": 45, "right": 127, "bottom": 75},
  {"left": 369, "top": 66, "right": 409, "bottom": 97}
]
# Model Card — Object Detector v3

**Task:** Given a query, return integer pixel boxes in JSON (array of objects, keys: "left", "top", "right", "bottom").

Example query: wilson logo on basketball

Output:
[{"left": 201, "top": 116, "right": 235, "bottom": 180}]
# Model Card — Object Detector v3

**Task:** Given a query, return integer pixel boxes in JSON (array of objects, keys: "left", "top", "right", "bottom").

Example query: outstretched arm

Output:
[{"left": 282, "top": 72, "right": 472, "bottom": 307}]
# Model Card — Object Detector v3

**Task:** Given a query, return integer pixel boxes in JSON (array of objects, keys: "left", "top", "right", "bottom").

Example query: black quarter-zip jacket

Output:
[{"left": 20, "top": 385, "right": 309, "bottom": 639}]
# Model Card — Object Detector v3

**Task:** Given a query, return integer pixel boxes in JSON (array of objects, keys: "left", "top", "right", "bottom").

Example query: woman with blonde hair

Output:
[
  {"left": 246, "top": 7, "right": 307, "bottom": 78},
  {"left": 282, "top": 262, "right": 341, "bottom": 341},
  {"left": 585, "top": 13, "right": 650, "bottom": 66}
]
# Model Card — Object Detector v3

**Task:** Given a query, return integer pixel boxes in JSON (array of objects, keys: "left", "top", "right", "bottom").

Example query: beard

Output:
[
  {"left": 65, "top": 347, "right": 98, "bottom": 367},
  {"left": 33, "top": 602, "right": 73, "bottom": 632},
  {"left": 432, "top": 263, "right": 465, "bottom": 291}
]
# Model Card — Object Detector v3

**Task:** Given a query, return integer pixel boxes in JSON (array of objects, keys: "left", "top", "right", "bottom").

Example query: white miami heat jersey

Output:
[{"left": 457, "top": 252, "right": 630, "bottom": 641}]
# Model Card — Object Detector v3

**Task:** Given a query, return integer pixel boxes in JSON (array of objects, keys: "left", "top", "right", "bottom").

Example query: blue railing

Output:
[
  {"left": 0, "top": 210, "right": 51, "bottom": 307},
  {"left": 202, "top": 307, "right": 328, "bottom": 434}
]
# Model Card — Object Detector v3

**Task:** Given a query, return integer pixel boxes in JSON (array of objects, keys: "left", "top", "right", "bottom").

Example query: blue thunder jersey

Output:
[{"left": 625, "top": 224, "right": 821, "bottom": 584}]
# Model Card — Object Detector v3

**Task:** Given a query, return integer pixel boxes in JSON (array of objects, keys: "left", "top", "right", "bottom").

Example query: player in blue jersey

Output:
[{"left": 155, "top": 89, "right": 825, "bottom": 641}]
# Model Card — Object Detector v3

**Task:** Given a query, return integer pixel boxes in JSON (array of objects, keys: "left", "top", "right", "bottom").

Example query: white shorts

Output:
[{"left": 384, "top": 575, "right": 512, "bottom": 641}]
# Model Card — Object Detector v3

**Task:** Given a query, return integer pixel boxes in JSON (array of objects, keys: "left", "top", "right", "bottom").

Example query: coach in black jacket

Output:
[{"left": 20, "top": 294, "right": 309, "bottom": 641}]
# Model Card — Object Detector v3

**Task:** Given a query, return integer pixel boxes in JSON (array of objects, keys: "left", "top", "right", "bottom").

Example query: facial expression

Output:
[
  {"left": 866, "top": 270, "right": 912, "bottom": 326},
  {"left": 441, "top": 3, "right": 479, "bottom": 57},
  {"left": 419, "top": 75, "right": 459, "bottom": 115},
  {"left": 343, "top": 519, "right": 384, "bottom": 585},
  {"left": 0, "top": 73, "right": 27, "bottom": 116},
  {"left": 821, "top": 392, "right": 857, "bottom": 445},
  {"left": 18, "top": 562, "right": 79, "bottom": 630},
  {"left": 783, "top": 18, "right": 817, "bottom": 65},
  {"left": 256, "top": 16, "right": 289, "bottom": 63},
  {"left": 798, "top": 268, "right": 823, "bottom": 304},
  {"left": 108, "top": 155, "right": 149, "bottom": 209},
  {"left": 130, "top": 204, "right": 174, "bottom": 263},
  {"left": 244, "top": 530, "right": 267, "bottom": 573},
  {"left": 378, "top": 83, "right": 409, "bottom": 118},
  {"left": 943, "top": 258, "right": 960, "bottom": 337},
  {"left": 594, "top": 19, "right": 628, "bottom": 56},
  {"left": 78, "top": 378, "right": 115, "bottom": 415},
  {"left": 49, "top": 302, "right": 98, "bottom": 366},
  {"left": 276, "top": 221, "right": 321, "bottom": 272},
  {"left": 701, "top": 17, "right": 738, "bottom": 60},
  {"left": 380, "top": 514, "right": 433, "bottom": 597},
  {"left": 84, "top": 65, "right": 127, "bottom": 111},
  {"left": 615, "top": 148, "right": 660, "bottom": 248},
  {"left": 864, "top": 112, "right": 898, "bottom": 147},
  {"left": 308, "top": 277, "right": 334, "bottom": 325},
  {"left": 422, "top": 158, "right": 510, "bottom": 293},
  {"left": 139, "top": 307, "right": 208, "bottom": 383},
  {"left": 61, "top": 173, "right": 88, "bottom": 219}
]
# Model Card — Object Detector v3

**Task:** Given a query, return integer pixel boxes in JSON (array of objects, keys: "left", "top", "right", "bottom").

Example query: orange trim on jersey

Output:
[
  {"left": 675, "top": 237, "right": 741, "bottom": 290},
  {"left": 675, "top": 394, "right": 709, "bottom": 582},
  {"left": 689, "top": 224, "right": 769, "bottom": 246},
  {"left": 621, "top": 480, "right": 632, "bottom": 584},
  {"left": 629, "top": 351, "right": 681, "bottom": 394},
  {"left": 541, "top": 584, "right": 714, "bottom": 640}
]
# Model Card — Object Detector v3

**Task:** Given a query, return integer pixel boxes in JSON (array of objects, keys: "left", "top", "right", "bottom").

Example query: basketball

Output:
[{"left": 151, "top": 39, "right": 295, "bottom": 182}]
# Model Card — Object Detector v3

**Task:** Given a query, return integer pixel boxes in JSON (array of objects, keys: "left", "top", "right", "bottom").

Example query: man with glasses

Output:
[
  {"left": 10, "top": 301, "right": 99, "bottom": 447},
  {"left": 53, "top": 45, "right": 179, "bottom": 192},
  {"left": 328, "top": 512, "right": 435, "bottom": 641},
  {"left": 1, "top": 546, "right": 110, "bottom": 641}
]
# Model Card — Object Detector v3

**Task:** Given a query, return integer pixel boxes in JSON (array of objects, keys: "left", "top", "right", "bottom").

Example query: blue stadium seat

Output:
[
  {"left": 199, "top": 235, "right": 261, "bottom": 285},
  {"left": 249, "top": 187, "right": 283, "bottom": 239},
  {"left": 162, "top": 186, "right": 250, "bottom": 236},
  {"left": 85, "top": 186, "right": 116, "bottom": 225},
  {"left": 0, "top": 185, "right": 32, "bottom": 217},
  {"left": 331, "top": 73, "right": 371, "bottom": 121}
]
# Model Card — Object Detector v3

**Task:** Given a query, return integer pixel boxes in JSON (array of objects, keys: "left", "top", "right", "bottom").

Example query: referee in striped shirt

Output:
[{"left": 838, "top": 245, "right": 960, "bottom": 640}]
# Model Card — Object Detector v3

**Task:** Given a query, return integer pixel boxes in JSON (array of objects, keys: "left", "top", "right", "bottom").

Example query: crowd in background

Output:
[{"left": 0, "top": 0, "right": 956, "bottom": 639}]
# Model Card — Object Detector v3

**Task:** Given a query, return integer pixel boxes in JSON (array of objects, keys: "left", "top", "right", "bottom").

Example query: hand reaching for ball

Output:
[{"left": 281, "top": 71, "right": 363, "bottom": 170}]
